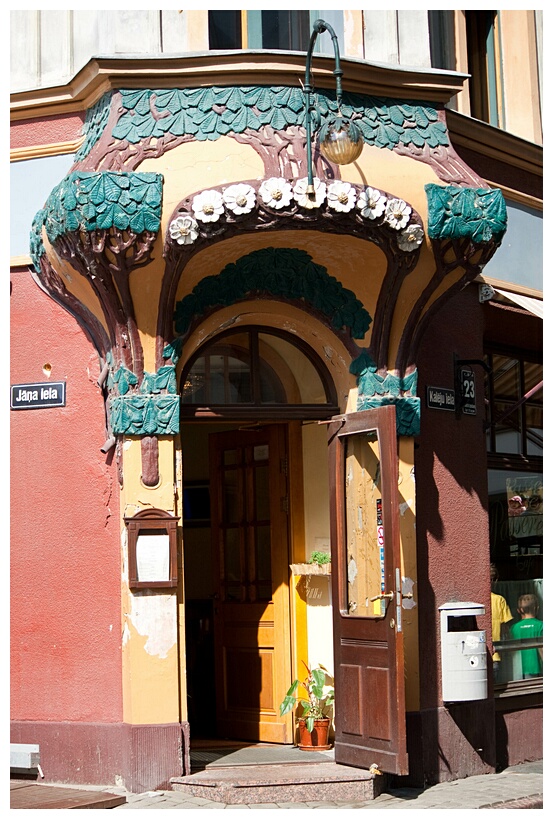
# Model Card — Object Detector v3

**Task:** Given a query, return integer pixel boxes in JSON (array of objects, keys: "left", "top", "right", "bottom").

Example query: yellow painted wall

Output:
[
  {"left": 133, "top": 136, "right": 443, "bottom": 371},
  {"left": 398, "top": 437, "right": 419, "bottom": 712},
  {"left": 72, "top": 109, "right": 440, "bottom": 729},
  {"left": 120, "top": 436, "right": 182, "bottom": 725}
]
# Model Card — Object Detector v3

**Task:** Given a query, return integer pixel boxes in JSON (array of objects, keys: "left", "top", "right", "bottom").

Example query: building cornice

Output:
[
  {"left": 446, "top": 109, "right": 543, "bottom": 180},
  {"left": 10, "top": 51, "right": 468, "bottom": 122},
  {"left": 10, "top": 138, "right": 85, "bottom": 163}
]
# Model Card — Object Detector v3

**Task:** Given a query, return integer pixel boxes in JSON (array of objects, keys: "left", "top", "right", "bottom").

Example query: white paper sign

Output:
[{"left": 136, "top": 533, "right": 170, "bottom": 582}]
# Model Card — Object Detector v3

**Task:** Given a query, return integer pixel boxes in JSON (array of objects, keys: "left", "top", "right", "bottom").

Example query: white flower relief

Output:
[
  {"left": 384, "top": 198, "right": 412, "bottom": 230},
  {"left": 259, "top": 177, "right": 294, "bottom": 210},
  {"left": 169, "top": 215, "right": 199, "bottom": 245},
  {"left": 192, "top": 189, "right": 225, "bottom": 223},
  {"left": 357, "top": 187, "right": 387, "bottom": 220},
  {"left": 223, "top": 184, "right": 256, "bottom": 215},
  {"left": 293, "top": 177, "right": 327, "bottom": 210},
  {"left": 327, "top": 181, "right": 356, "bottom": 213},
  {"left": 397, "top": 224, "right": 425, "bottom": 252}
]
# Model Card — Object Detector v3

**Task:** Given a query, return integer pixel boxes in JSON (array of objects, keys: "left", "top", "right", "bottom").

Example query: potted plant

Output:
[
  {"left": 290, "top": 550, "right": 331, "bottom": 576},
  {"left": 279, "top": 662, "right": 334, "bottom": 750}
]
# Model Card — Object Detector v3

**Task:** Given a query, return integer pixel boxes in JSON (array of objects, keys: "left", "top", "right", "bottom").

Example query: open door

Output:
[
  {"left": 328, "top": 405, "right": 408, "bottom": 775},
  {"left": 209, "top": 424, "right": 293, "bottom": 743}
]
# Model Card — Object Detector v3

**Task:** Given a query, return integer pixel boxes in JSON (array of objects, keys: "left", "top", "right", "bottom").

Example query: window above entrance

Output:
[
  {"left": 208, "top": 10, "right": 344, "bottom": 54},
  {"left": 180, "top": 328, "right": 339, "bottom": 419}
]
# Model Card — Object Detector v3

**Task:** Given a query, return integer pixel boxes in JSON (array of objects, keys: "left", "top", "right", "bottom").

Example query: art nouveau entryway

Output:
[
  {"left": 178, "top": 318, "right": 341, "bottom": 748},
  {"left": 178, "top": 314, "right": 409, "bottom": 770}
]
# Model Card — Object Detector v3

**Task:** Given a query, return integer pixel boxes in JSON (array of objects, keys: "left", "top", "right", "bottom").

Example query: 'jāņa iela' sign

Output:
[{"left": 11, "top": 382, "right": 66, "bottom": 410}]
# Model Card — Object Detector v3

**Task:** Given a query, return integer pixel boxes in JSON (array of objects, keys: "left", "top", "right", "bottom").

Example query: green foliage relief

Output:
[
  {"left": 351, "top": 349, "right": 420, "bottom": 436},
  {"left": 78, "top": 86, "right": 449, "bottom": 157},
  {"left": 426, "top": 184, "right": 507, "bottom": 243},
  {"left": 174, "top": 247, "right": 372, "bottom": 339},
  {"left": 30, "top": 171, "right": 163, "bottom": 272}
]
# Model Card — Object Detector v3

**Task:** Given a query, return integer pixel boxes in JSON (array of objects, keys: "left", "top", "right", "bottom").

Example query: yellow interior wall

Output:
[
  {"left": 302, "top": 423, "right": 331, "bottom": 563},
  {"left": 288, "top": 421, "right": 309, "bottom": 689}
]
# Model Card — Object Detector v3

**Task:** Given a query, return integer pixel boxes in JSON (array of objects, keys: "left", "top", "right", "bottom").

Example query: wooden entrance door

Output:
[
  {"left": 328, "top": 406, "right": 408, "bottom": 775},
  {"left": 209, "top": 424, "right": 293, "bottom": 743}
]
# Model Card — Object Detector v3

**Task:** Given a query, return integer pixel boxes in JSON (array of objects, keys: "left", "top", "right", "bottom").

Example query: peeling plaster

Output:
[
  {"left": 400, "top": 499, "right": 413, "bottom": 516},
  {"left": 127, "top": 592, "right": 177, "bottom": 659}
]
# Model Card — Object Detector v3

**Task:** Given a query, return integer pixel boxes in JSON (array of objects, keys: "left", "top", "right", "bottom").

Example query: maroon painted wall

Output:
[
  {"left": 409, "top": 285, "right": 496, "bottom": 785},
  {"left": 10, "top": 266, "right": 122, "bottom": 725},
  {"left": 404, "top": 284, "right": 542, "bottom": 786}
]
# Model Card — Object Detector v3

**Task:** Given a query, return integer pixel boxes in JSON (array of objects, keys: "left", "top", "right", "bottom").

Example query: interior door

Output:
[
  {"left": 209, "top": 424, "right": 293, "bottom": 743},
  {"left": 328, "top": 405, "right": 408, "bottom": 775}
]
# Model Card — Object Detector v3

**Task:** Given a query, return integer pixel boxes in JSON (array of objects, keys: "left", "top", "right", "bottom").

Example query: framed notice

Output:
[{"left": 125, "top": 508, "right": 179, "bottom": 589}]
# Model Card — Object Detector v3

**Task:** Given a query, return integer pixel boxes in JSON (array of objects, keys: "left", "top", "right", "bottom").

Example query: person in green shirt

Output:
[{"left": 511, "top": 593, "right": 543, "bottom": 678}]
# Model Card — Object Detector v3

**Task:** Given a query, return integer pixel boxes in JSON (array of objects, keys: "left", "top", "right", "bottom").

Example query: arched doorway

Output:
[{"left": 179, "top": 326, "right": 339, "bottom": 745}]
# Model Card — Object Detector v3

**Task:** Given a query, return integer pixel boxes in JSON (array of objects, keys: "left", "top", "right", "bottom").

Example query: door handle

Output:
[{"left": 370, "top": 591, "right": 394, "bottom": 601}]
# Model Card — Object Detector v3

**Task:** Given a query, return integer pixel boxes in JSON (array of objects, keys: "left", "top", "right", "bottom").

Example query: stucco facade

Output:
[{"left": 11, "top": 9, "right": 542, "bottom": 794}]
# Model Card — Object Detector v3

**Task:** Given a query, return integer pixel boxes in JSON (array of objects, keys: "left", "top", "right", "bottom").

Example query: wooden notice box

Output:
[{"left": 125, "top": 508, "right": 179, "bottom": 589}]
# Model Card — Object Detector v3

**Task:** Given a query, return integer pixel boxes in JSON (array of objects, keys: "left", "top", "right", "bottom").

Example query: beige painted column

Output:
[{"left": 120, "top": 437, "right": 185, "bottom": 726}]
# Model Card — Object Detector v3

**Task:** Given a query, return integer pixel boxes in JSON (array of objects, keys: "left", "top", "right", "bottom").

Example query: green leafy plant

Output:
[
  {"left": 279, "top": 662, "right": 335, "bottom": 732},
  {"left": 308, "top": 550, "right": 331, "bottom": 565}
]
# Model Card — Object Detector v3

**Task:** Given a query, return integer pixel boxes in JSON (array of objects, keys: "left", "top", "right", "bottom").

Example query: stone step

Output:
[{"left": 171, "top": 761, "right": 384, "bottom": 804}]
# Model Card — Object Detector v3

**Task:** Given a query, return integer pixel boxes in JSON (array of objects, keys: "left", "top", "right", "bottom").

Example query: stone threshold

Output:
[{"left": 171, "top": 761, "right": 384, "bottom": 804}]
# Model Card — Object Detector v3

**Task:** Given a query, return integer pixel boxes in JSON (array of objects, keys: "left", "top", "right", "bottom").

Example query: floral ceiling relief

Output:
[{"left": 159, "top": 179, "right": 424, "bottom": 371}]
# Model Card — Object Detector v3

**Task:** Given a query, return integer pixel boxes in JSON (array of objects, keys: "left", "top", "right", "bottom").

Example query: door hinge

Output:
[
  {"left": 281, "top": 495, "right": 289, "bottom": 514},
  {"left": 281, "top": 457, "right": 288, "bottom": 476}
]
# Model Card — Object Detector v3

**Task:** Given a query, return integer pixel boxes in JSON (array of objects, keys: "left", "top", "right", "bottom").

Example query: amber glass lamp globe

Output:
[{"left": 319, "top": 120, "right": 364, "bottom": 165}]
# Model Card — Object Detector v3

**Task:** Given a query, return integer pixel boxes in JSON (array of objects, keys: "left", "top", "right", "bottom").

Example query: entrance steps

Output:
[{"left": 171, "top": 757, "right": 385, "bottom": 805}]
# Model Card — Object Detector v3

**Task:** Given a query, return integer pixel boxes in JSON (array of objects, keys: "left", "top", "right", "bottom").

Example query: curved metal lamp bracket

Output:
[{"left": 304, "top": 18, "right": 344, "bottom": 193}]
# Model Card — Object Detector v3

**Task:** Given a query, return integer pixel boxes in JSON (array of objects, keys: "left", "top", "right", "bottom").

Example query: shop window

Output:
[
  {"left": 485, "top": 350, "right": 543, "bottom": 693},
  {"left": 485, "top": 352, "right": 542, "bottom": 458},
  {"left": 208, "top": 10, "right": 343, "bottom": 54}
]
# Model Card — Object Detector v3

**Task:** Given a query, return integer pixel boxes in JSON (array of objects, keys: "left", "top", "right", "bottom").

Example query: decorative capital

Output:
[
  {"left": 351, "top": 350, "right": 420, "bottom": 436},
  {"left": 425, "top": 184, "right": 507, "bottom": 244},
  {"left": 39, "top": 171, "right": 163, "bottom": 248}
]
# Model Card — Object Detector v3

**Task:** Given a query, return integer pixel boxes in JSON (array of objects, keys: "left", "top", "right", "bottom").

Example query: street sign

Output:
[
  {"left": 11, "top": 382, "right": 66, "bottom": 410},
  {"left": 426, "top": 386, "right": 456, "bottom": 411}
]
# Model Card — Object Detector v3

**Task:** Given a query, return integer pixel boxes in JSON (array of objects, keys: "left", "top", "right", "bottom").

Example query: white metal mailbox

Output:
[{"left": 439, "top": 601, "right": 487, "bottom": 702}]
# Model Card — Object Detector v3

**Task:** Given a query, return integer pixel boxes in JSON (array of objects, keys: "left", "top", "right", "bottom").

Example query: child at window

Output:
[
  {"left": 490, "top": 564, "right": 513, "bottom": 677},
  {"left": 511, "top": 593, "right": 543, "bottom": 678}
]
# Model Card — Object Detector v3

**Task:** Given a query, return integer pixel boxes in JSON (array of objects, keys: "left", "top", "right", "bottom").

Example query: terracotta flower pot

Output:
[{"left": 297, "top": 717, "right": 332, "bottom": 751}]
